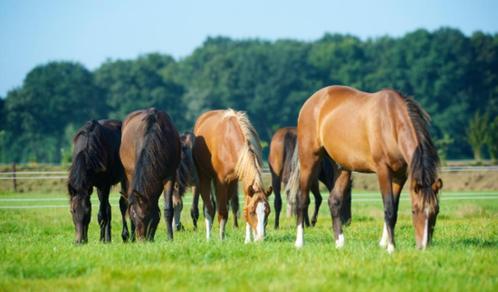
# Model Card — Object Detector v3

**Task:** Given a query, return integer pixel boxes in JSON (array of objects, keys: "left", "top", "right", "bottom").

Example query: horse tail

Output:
[
  {"left": 285, "top": 144, "right": 301, "bottom": 211},
  {"left": 131, "top": 109, "right": 175, "bottom": 199}
]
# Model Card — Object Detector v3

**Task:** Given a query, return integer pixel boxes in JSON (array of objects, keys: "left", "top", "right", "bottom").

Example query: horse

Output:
[
  {"left": 119, "top": 108, "right": 181, "bottom": 241},
  {"left": 172, "top": 132, "right": 200, "bottom": 231},
  {"left": 173, "top": 132, "right": 240, "bottom": 231},
  {"left": 269, "top": 127, "right": 352, "bottom": 229},
  {"left": 193, "top": 109, "right": 272, "bottom": 242},
  {"left": 288, "top": 85, "right": 443, "bottom": 253},
  {"left": 67, "top": 119, "right": 126, "bottom": 244}
]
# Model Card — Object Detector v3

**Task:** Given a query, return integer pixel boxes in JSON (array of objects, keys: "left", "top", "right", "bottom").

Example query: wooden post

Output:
[{"left": 12, "top": 162, "right": 17, "bottom": 192}]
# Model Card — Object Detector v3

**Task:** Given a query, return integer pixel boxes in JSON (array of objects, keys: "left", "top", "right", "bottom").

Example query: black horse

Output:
[{"left": 68, "top": 119, "right": 126, "bottom": 244}]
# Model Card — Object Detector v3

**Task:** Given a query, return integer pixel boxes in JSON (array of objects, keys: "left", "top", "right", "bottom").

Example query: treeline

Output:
[{"left": 0, "top": 27, "right": 497, "bottom": 163}]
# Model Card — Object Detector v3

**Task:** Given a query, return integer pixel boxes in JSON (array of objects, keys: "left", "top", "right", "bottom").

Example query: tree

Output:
[
  {"left": 466, "top": 112, "right": 489, "bottom": 161},
  {"left": 486, "top": 116, "right": 498, "bottom": 161}
]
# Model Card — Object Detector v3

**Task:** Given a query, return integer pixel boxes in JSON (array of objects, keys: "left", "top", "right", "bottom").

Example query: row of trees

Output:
[{"left": 0, "top": 27, "right": 497, "bottom": 163}]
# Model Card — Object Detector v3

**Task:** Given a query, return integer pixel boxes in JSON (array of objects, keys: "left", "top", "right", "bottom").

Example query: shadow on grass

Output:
[{"left": 449, "top": 238, "right": 498, "bottom": 248}]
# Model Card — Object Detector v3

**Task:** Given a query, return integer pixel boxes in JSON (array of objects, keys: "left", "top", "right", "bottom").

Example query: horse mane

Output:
[
  {"left": 130, "top": 109, "right": 173, "bottom": 202},
  {"left": 400, "top": 93, "right": 440, "bottom": 209},
  {"left": 68, "top": 120, "right": 107, "bottom": 197},
  {"left": 224, "top": 109, "right": 265, "bottom": 191}
]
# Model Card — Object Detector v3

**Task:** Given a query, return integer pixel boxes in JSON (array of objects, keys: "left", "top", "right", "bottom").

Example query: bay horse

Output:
[
  {"left": 269, "top": 127, "right": 352, "bottom": 229},
  {"left": 119, "top": 108, "right": 180, "bottom": 241},
  {"left": 193, "top": 109, "right": 272, "bottom": 242},
  {"left": 68, "top": 119, "right": 126, "bottom": 244},
  {"left": 173, "top": 132, "right": 240, "bottom": 231},
  {"left": 289, "top": 86, "right": 443, "bottom": 253}
]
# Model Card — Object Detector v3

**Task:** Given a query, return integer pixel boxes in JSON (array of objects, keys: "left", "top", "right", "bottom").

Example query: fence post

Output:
[{"left": 12, "top": 162, "right": 17, "bottom": 192}]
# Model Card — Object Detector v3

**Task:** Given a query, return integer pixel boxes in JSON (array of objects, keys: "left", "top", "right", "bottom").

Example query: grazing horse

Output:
[
  {"left": 172, "top": 132, "right": 200, "bottom": 231},
  {"left": 269, "top": 127, "right": 352, "bottom": 229},
  {"left": 119, "top": 108, "right": 180, "bottom": 241},
  {"left": 68, "top": 119, "right": 125, "bottom": 244},
  {"left": 289, "top": 86, "right": 443, "bottom": 253},
  {"left": 173, "top": 132, "right": 240, "bottom": 231},
  {"left": 193, "top": 109, "right": 272, "bottom": 242}
]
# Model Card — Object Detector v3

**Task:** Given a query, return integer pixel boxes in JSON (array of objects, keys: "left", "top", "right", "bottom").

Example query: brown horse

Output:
[
  {"left": 68, "top": 119, "right": 126, "bottom": 243},
  {"left": 193, "top": 109, "right": 272, "bottom": 242},
  {"left": 289, "top": 86, "right": 442, "bottom": 253},
  {"left": 173, "top": 132, "right": 240, "bottom": 231},
  {"left": 119, "top": 108, "right": 180, "bottom": 241},
  {"left": 172, "top": 132, "right": 200, "bottom": 230},
  {"left": 269, "top": 127, "right": 352, "bottom": 229}
]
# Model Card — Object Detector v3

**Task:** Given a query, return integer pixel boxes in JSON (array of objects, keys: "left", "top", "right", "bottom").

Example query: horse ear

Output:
[
  {"left": 433, "top": 178, "right": 443, "bottom": 191},
  {"left": 248, "top": 185, "right": 255, "bottom": 197},
  {"left": 265, "top": 186, "right": 273, "bottom": 197}
]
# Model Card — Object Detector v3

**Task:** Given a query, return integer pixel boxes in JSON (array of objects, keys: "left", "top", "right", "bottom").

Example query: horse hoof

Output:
[
  {"left": 335, "top": 234, "right": 345, "bottom": 249},
  {"left": 387, "top": 244, "right": 395, "bottom": 254}
]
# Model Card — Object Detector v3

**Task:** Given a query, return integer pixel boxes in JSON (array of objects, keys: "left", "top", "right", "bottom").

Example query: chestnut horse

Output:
[
  {"left": 173, "top": 132, "right": 240, "bottom": 231},
  {"left": 269, "top": 127, "right": 352, "bottom": 229},
  {"left": 193, "top": 109, "right": 272, "bottom": 242},
  {"left": 289, "top": 86, "right": 442, "bottom": 253},
  {"left": 68, "top": 119, "right": 125, "bottom": 244},
  {"left": 119, "top": 108, "right": 180, "bottom": 241}
]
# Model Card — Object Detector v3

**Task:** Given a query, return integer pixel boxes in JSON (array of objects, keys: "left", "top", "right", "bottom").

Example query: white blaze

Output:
[
  {"left": 255, "top": 202, "right": 265, "bottom": 241},
  {"left": 295, "top": 223, "right": 304, "bottom": 248}
]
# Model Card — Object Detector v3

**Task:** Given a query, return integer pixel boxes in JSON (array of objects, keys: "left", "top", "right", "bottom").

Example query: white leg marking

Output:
[
  {"left": 335, "top": 233, "right": 345, "bottom": 249},
  {"left": 255, "top": 202, "right": 265, "bottom": 241},
  {"left": 219, "top": 218, "right": 226, "bottom": 240},
  {"left": 295, "top": 223, "right": 304, "bottom": 248},
  {"left": 387, "top": 243, "right": 395, "bottom": 254},
  {"left": 244, "top": 223, "right": 252, "bottom": 244},
  {"left": 205, "top": 212, "right": 212, "bottom": 241},
  {"left": 379, "top": 223, "right": 388, "bottom": 248}
]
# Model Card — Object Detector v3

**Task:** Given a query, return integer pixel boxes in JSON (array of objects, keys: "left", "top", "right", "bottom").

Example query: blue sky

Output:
[{"left": 1, "top": 0, "right": 497, "bottom": 97}]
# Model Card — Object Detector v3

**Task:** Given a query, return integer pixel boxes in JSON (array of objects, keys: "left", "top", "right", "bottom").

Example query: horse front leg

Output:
[
  {"left": 163, "top": 178, "right": 175, "bottom": 241},
  {"left": 377, "top": 166, "right": 396, "bottom": 254},
  {"left": 97, "top": 185, "right": 112, "bottom": 243},
  {"left": 119, "top": 195, "right": 129, "bottom": 242},
  {"left": 379, "top": 172, "right": 406, "bottom": 253},
  {"left": 310, "top": 181, "right": 322, "bottom": 227},
  {"left": 328, "top": 170, "right": 351, "bottom": 249},
  {"left": 190, "top": 185, "right": 200, "bottom": 230}
]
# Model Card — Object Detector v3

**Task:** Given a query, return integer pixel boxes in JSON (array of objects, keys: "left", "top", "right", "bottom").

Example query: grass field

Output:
[{"left": 0, "top": 190, "right": 497, "bottom": 291}]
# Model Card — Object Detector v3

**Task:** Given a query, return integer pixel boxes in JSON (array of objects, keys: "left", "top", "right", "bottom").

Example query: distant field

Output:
[{"left": 0, "top": 191, "right": 497, "bottom": 291}]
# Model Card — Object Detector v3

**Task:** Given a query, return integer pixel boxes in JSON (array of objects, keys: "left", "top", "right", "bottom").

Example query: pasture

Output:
[{"left": 0, "top": 190, "right": 497, "bottom": 291}]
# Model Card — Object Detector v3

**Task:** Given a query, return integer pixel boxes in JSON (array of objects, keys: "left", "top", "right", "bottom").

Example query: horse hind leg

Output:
[
  {"left": 163, "top": 178, "right": 175, "bottom": 241},
  {"left": 229, "top": 182, "right": 239, "bottom": 228},
  {"left": 310, "top": 180, "right": 322, "bottom": 227},
  {"left": 190, "top": 185, "right": 200, "bottom": 230},
  {"left": 199, "top": 175, "right": 215, "bottom": 241},
  {"left": 173, "top": 192, "right": 184, "bottom": 231},
  {"left": 215, "top": 180, "right": 229, "bottom": 240},
  {"left": 272, "top": 173, "right": 282, "bottom": 229},
  {"left": 97, "top": 185, "right": 112, "bottom": 243},
  {"left": 119, "top": 195, "right": 129, "bottom": 242}
]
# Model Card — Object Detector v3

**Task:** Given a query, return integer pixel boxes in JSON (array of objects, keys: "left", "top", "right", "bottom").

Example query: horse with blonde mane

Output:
[
  {"left": 288, "top": 86, "right": 443, "bottom": 253},
  {"left": 193, "top": 109, "right": 272, "bottom": 242}
]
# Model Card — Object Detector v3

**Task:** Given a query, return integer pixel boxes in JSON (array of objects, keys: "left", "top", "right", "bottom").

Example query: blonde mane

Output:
[{"left": 223, "top": 109, "right": 265, "bottom": 191}]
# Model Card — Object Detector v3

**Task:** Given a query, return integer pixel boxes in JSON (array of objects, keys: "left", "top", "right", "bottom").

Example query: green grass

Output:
[{"left": 0, "top": 191, "right": 497, "bottom": 291}]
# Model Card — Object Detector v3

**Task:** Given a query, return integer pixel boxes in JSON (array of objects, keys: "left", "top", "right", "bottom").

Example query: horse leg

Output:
[
  {"left": 215, "top": 180, "right": 229, "bottom": 240},
  {"left": 376, "top": 166, "right": 396, "bottom": 253},
  {"left": 172, "top": 192, "right": 184, "bottom": 231},
  {"left": 310, "top": 180, "right": 322, "bottom": 227},
  {"left": 229, "top": 182, "right": 239, "bottom": 228},
  {"left": 119, "top": 195, "right": 129, "bottom": 242},
  {"left": 328, "top": 170, "right": 351, "bottom": 248},
  {"left": 199, "top": 174, "right": 215, "bottom": 241},
  {"left": 379, "top": 173, "right": 406, "bottom": 252},
  {"left": 190, "top": 185, "right": 200, "bottom": 230},
  {"left": 163, "top": 178, "right": 175, "bottom": 241},
  {"left": 271, "top": 172, "right": 282, "bottom": 229},
  {"left": 97, "top": 185, "right": 112, "bottom": 243},
  {"left": 295, "top": 151, "right": 321, "bottom": 248}
]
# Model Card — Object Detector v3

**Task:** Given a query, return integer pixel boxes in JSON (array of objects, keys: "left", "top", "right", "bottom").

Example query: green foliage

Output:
[
  {"left": 466, "top": 112, "right": 489, "bottom": 161},
  {"left": 486, "top": 116, "right": 498, "bottom": 161},
  {"left": 1, "top": 28, "right": 498, "bottom": 163}
]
